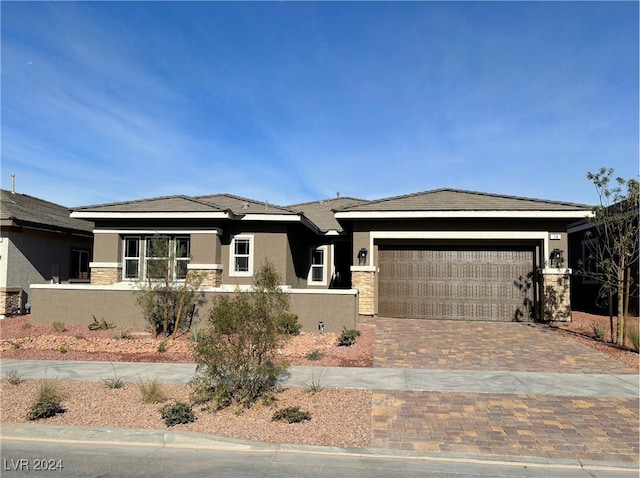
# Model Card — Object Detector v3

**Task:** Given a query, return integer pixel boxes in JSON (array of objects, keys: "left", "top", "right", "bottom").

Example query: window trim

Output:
[
  {"left": 229, "top": 234, "right": 254, "bottom": 277},
  {"left": 143, "top": 236, "right": 171, "bottom": 281},
  {"left": 308, "top": 245, "right": 328, "bottom": 286},
  {"left": 123, "top": 236, "right": 141, "bottom": 280},
  {"left": 174, "top": 236, "right": 190, "bottom": 281}
]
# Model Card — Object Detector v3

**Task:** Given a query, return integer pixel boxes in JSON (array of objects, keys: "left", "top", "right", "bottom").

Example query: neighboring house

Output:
[
  {"left": 568, "top": 204, "right": 639, "bottom": 316},
  {"left": 0, "top": 189, "right": 94, "bottom": 318},
  {"left": 335, "top": 189, "right": 591, "bottom": 322},
  {"left": 29, "top": 188, "right": 591, "bottom": 330}
]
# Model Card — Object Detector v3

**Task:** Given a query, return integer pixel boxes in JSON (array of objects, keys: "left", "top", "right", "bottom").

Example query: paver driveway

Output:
[
  {"left": 370, "top": 317, "right": 639, "bottom": 463},
  {"left": 373, "top": 317, "right": 636, "bottom": 373}
]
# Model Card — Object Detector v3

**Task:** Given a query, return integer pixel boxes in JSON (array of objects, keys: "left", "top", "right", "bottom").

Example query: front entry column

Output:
[
  {"left": 540, "top": 268, "right": 572, "bottom": 322},
  {"left": 351, "top": 266, "right": 377, "bottom": 316}
]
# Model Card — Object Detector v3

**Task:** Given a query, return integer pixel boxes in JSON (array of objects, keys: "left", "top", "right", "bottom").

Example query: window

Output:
[
  {"left": 308, "top": 246, "right": 327, "bottom": 285},
  {"left": 123, "top": 237, "right": 140, "bottom": 279},
  {"left": 230, "top": 235, "right": 253, "bottom": 276},
  {"left": 70, "top": 249, "right": 90, "bottom": 280},
  {"left": 175, "top": 237, "right": 190, "bottom": 280},
  {"left": 123, "top": 236, "right": 190, "bottom": 281}
]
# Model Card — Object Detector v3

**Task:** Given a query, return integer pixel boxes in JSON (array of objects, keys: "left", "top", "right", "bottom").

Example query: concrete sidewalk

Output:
[{"left": 1, "top": 359, "right": 638, "bottom": 397}]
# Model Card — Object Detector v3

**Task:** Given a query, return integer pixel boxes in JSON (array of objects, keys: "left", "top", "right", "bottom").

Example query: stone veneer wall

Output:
[
  {"left": 90, "top": 267, "right": 121, "bottom": 285},
  {"left": 541, "top": 269, "right": 572, "bottom": 322},
  {"left": 352, "top": 269, "right": 376, "bottom": 315},
  {"left": 193, "top": 269, "right": 222, "bottom": 287},
  {"left": 0, "top": 288, "right": 24, "bottom": 317}
]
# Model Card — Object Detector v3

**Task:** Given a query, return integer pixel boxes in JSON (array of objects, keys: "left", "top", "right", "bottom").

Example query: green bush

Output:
[
  {"left": 27, "top": 379, "right": 66, "bottom": 421},
  {"left": 338, "top": 327, "right": 361, "bottom": 347},
  {"left": 88, "top": 316, "right": 114, "bottom": 331},
  {"left": 157, "top": 340, "right": 167, "bottom": 353},
  {"left": 27, "top": 399, "right": 66, "bottom": 421},
  {"left": 161, "top": 402, "right": 196, "bottom": 427},
  {"left": 58, "top": 343, "right": 68, "bottom": 354},
  {"left": 190, "top": 260, "right": 289, "bottom": 409},
  {"left": 113, "top": 328, "right": 132, "bottom": 340},
  {"left": 272, "top": 406, "right": 311, "bottom": 424},
  {"left": 138, "top": 378, "right": 166, "bottom": 404},
  {"left": 52, "top": 321, "right": 66, "bottom": 333},
  {"left": 278, "top": 313, "right": 301, "bottom": 336},
  {"left": 591, "top": 322, "right": 605, "bottom": 341},
  {"left": 305, "top": 349, "right": 322, "bottom": 361}
]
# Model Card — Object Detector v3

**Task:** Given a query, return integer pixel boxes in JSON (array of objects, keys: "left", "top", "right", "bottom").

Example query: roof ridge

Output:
[
  {"left": 73, "top": 194, "right": 195, "bottom": 211},
  {"left": 344, "top": 188, "right": 591, "bottom": 209},
  {"left": 287, "top": 196, "right": 369, "bottom": 208}
]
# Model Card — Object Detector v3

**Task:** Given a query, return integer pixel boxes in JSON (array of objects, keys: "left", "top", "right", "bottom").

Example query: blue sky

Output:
[{"left": 1, "top": 1, "right": 638, "bottom": 208}]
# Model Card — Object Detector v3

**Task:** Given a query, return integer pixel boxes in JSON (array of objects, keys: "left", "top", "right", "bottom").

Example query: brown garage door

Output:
[{"left": 378, "top": 246, "right": 534, "bottom": 321}]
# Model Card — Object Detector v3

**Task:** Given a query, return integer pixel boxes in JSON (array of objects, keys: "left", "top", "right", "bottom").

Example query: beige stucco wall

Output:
[
  {"left": 29, "top": 285, "right": 358, "bottom": 333},
  {"left": 93, "top": 233, "right": 120, "bottom": 262}
]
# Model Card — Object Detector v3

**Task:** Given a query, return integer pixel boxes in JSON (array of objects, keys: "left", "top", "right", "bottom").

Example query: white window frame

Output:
[
  {"left": 174, "top": 236, "right": 190, "bottom": 281},
  {"left": 123, "top": 235, "right": 191, "bottom": 282},
  {"left": 144, "top": 236, "right": 170, "bottom": 281},
  {"left": 308, "top": 245, "right": 328, "bottom": 286},
  {"left": 123, "top": 236, "right": 141, "bottom": 280},
  {"left": 230, "top": 235, "right": 254, "bottom": 277}
]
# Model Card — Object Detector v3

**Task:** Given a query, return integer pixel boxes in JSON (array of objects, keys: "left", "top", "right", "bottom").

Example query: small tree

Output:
[
  {"left": 580, "top": 168, "right": 639, "bottom": 345},
  {"left": 190, "top": 260, "right": 291, "bottom": 409},
  {"left": 135, "top": 235, "right": 204, "bottom": 337}
]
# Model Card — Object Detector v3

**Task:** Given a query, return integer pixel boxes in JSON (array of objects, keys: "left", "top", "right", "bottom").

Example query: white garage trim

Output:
[{"left": 368, "top": 231, "right": 549, "bottom": 267}]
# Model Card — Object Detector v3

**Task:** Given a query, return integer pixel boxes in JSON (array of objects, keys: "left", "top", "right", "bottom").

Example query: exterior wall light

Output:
[
  {"left": 357, "top": 248, "right": 368, "bottom": 266},
  {"left": 550, "top": 248, "right": 564, "bottom": 268}
]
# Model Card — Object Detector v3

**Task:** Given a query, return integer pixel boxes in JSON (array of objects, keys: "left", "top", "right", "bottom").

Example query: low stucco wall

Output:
[{"left": 29, "top": 285, "right": 358, "bottom": 333}]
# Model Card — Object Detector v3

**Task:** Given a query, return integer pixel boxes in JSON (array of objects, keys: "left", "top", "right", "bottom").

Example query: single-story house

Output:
[
  {"left": 29, "top": 188, "right": 591, "bottom": 330},
  {"left": 0, "top": 188, "right": 94, "bottom": 318}
]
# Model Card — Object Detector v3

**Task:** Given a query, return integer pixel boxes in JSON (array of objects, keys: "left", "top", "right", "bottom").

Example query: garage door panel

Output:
[{"left": 379, "top": 246, "right": 534, "bottom": 321}]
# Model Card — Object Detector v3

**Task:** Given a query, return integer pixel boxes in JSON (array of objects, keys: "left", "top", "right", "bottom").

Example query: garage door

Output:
[{"left": 378, "top": 246, "right": 534, "bottom": 321}]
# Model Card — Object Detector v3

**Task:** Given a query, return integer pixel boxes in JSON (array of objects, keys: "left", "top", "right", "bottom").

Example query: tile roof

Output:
[
  {"left": 337, "top": 188, "right": 592, "bottom": 212},
  {"left": 73, "top": 195, "right": 226, "bottom": 213},
  {"left": 1, "top": 189, "right": 93, "bottom": 234},
  {"left": 195, "top": 194, "right": 299, "bottom": 216},
  {"left": 289, "top": 197, "right": 369, "bottom": 232}
]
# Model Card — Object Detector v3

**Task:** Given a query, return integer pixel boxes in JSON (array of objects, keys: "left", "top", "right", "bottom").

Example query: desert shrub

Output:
[
  {"left": 113, "top": 328, "right": 132, "bottom": 340},
  {"left": 52, "top": 321, "right": 66, "bottom": 332},
  {"left": 190, "top": 260, "right": 290, "bottom": 409},
  {"left": 272, "top": 406, "right": 311, "bottom": 424},
  {"left": 161, "top": 402, "right": 196, "bottom": 427},
  {"left": 592, "top": 322, "right": 605, "bottom": 341},
  {"left": 305, "top": 349, "right": 322, "bottom": 361},
  {"left": 338, "top": 327, "right": 361, "bottom": 347},
  {"left": 135, "top": 235, "right": 205, "bottom": 338},
  {"left": 7, "top": 340, "right": 22, "bottom": 349},
  {"left": 278, "top": 313, "right": 301, "bottom": 336},
  {"left": 27, "top": 379, "right": 66, "bottom": 421},
  {"left": 157, "top": 340, "right": 167, "bottom": 353},
  {"left": 189, "top": 328, "right": 204, "bottom": 343},
  {"left": 628, "top": 325, "right": 640, "bottom": 352},
  {"left": 103, "top": 365, "right": 125, "bottom": 389},
  {"left": 306, "top": 374, "right": 323, "bottom": 395},
  {"left": 138, "top": 378, "right": 166, "bottom": 404},
  {"left": 4, "top": 370, "right": 23, "bottom": 385},
  {"left": 58, "top": 343, "right": 68, "bottom": 354},
  {"left": 21, "top": 322, "right": 33, "bottom": 330},
  {"left": 88, "top": 316, "right": 114, "bottom": 331}
]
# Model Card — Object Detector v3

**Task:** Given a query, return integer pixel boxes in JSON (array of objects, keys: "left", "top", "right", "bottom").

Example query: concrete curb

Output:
[{"left": 1, "top": 423, "right": 638, "bottom": 474}]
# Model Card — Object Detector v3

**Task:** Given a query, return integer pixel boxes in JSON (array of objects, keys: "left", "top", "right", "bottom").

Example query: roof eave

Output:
[
  {"left": 334, "top": 210, "right": 593, "bottom": 220},
  {"left": 71, "top": 211, "right": 232, "bottom": 220}
]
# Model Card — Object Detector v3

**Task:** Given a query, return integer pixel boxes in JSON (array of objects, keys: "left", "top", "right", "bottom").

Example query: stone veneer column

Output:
[
  {"left": 351, "top": 266, "right": 377, "bottom": 316},
  {"left": 540, "top": 268, "right": 572, "bottom": 322},
  {"left": 187, "top": 265, "right": 223, "bottom": 287},
  {"left": 90, "top": 267, "right": 121, "bottom": 285}
]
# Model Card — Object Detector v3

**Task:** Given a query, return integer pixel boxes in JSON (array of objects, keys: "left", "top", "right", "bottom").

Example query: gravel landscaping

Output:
[{"left": 1, "top": 311, "right": 636, "bottom": 449}]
